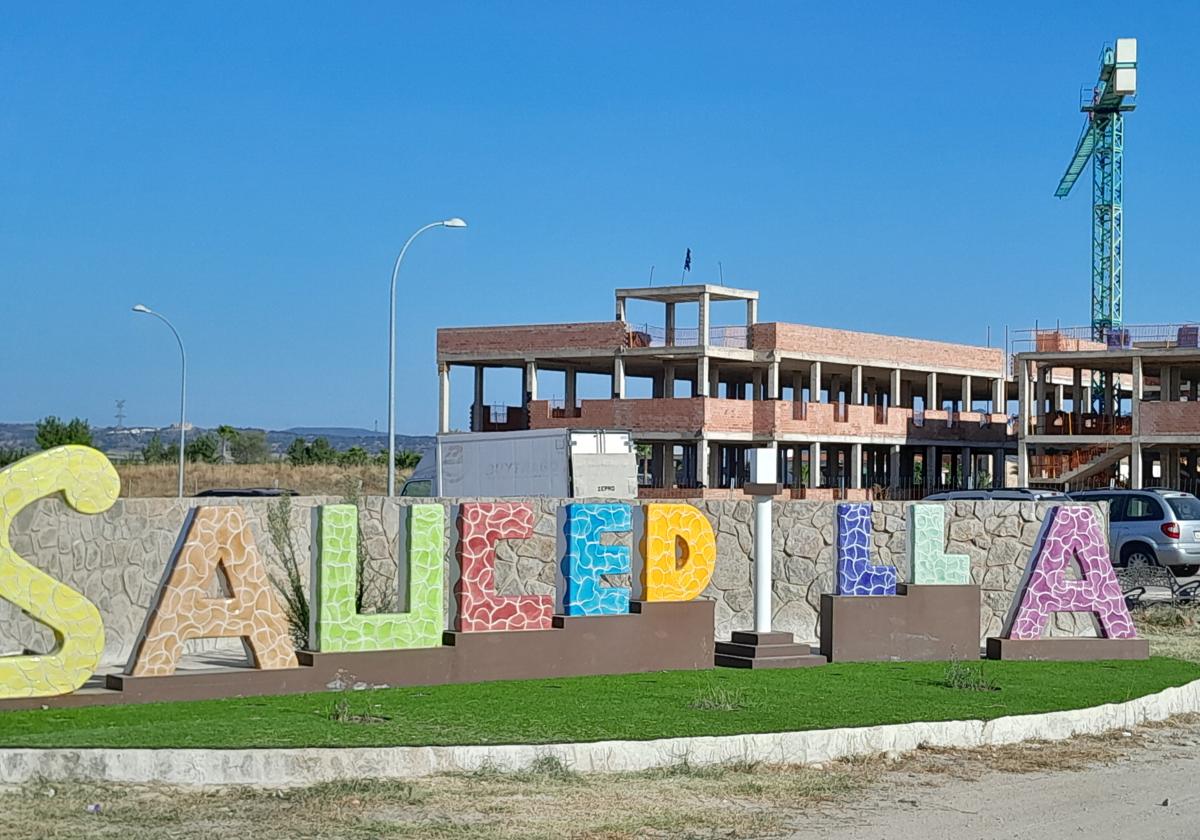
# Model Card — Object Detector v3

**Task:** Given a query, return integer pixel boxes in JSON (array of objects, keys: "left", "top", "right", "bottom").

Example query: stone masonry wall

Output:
[{"left": 4, "top": 497, "right": 1101, "bottom": 668}]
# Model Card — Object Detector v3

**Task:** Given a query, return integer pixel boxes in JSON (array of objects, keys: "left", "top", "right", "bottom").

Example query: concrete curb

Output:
[{"left": 2, "top": 678, "right": 1198, "bottom": 787}]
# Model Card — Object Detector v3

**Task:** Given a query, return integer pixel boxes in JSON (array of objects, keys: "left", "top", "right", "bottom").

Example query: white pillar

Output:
[
  {"left": 890, "top": 369, "right": 902, "bottom": 408},
  {"left": 964, "top": 446, "right": 974, "bottom": 489},
  {"left": 438, "top": 363, "right": 451, "bottom": 434},
  {"left": 699, "top": 291, "right": 711, "bottom": 348},
  {"left": 962, "top": 375, "right": 972, "bottom": 412},
  {"left": 809, "top": 442, "right": 822, "bottom": 487},
  {"left": 613, "top": 356, "right": 625, "bottom": 399},
  {"left": 746, "top": 297, "right": 758, "bottom": 328},
  {"left": 1017, "top": 360, "right": 1030, "bottom": 486},
  {"left": 927, "top": 371, "right": 938, "bottom": 411},
  {"left": 850, "top": 442, "right": 863, "bottom": 489},
  {"left": 809, "top": 361, "right": 823, "bottom": 402},
  {"left": 993, "top": 377, "right": 1006, "bottom": 414},
  {"left": 696, "top": 438, "right": 709, "bottom": 487},
  {"left": 697, "top": 356, "right": 710, "bottom": 397},
  {"left": 615, "top": 294, "right": 626, "bottom": 322},
  {"left": 1130, "top": 442, "right": 1144, "bottom": 490},
  {"left": 754, "top": 493, "right": 772, "bottom": 632},
  {"left": 851, "top": 365, "right": 864, "bottom": 405},
  {"left": 767, "top": 359, "right": 780, "bottom": 399},
  {"left": 524, "top": 360, "right": 538, "bottom": 402}
]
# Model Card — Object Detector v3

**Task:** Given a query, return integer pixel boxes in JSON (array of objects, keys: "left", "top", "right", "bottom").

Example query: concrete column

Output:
[
  {"left": 889, "top": 445, "right": 901, "bottom": 487},
  {"left": 651, "top": 443, "right": 667, "bottom": 487},
  {"left": 1035, "top": 365, "right": 1047, "bottom": 418},
  {"left": 851, "top": 365, "right": 864, "bottom": 405},
  {"left": 792, "top": 371, "right": 803, "bottom": 403},
  {"left": 565, "top": 366, "right": 577, "bottom": 411},
  {"left": 709, "top": 362, "right": 720, "bottom": 398},
  {"left": 663, "top": 363, "right": 676, "bottom": 399},
  {"left": 1072, "top": 368, "right": 1083, "bottom": 416},
  {"left": 524, "top": 360, "right": 538, "bottom": 402},
  {"left": 809, "top": 442, "right": 822, "bottom": 488},
  {"left": 746, "top": 297, "right": 758, "bottom": 327},
  {"left": 1166, "top": 446, "right": 1181, "bottom": 488},
  {"left": 830, "top": 375, "right": 843, "bottom": 404},
  {"left": 850, "top": 443, "right": 863, "bottom": 489},
  {"left": 927, "top": 371, "right": 938, "bottom": 411},
  {"left": 697, "top": 356, "right": 710, "bottom": 397},
  {"left": 1083, "top": 381, "right": 1093, "bottom": 413},
  {"left": 613, "top": 356, "right": 625, "bottom": 399},
  {"left": 925, "top": 445, "right": 937, "bottom": 490},
  {"left": 472, "top": 365, "right": 485, "bottom": 432},
  {"left": 752, "top": 369, "right": 764, "bottom": 401},
  {"left": 1130, "top": 443, "right": 1143, "bottom": 490},
  {"left": 962, "top": 375, "right": 972, "bottom": 412},
  {"left": 615, "top": 295, "right": 626, "bottom": 322},
  {"left": 696, "top": 438, "right": 710, "bottom": 487},
  {"left": 810, "top": 361, "right": 823, "bottom": 402},
  {"left": 993, "top": 377, "right": 1005, "bottom": 414},
  {"left": 1053, "top": 383, "right": 1065, "bottom": 411},
  {"left": 698, "top": 292, "right": 711, "bottom": 348},
  {"left": 664, "top": 302, "right": 676, "bottom": 346},
  {"left": 890, "top": 369, "right": 902, "bottom": 409},
  {"left": 1132, "top": 356, "right": 1143, "bottom": 437},
  {"left": 993, "top": 448, "right": 1005, "bottom": 488},
  {"left": 767, "top": 360, "right": 780, "bottom": 399},
  {"left": 1104, "top": 374, "right": 1116, "bottom": 417},
  {"left": 438, "top": 363, "right": 451, "bottom": 434},
  {"left": 964, "top": 447, "right": 974, "bottom": 489}
]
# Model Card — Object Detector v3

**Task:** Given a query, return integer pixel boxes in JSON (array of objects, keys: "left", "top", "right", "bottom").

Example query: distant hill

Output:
[{"left": 0, "top": 422, "right": 433, "bottom": 461}]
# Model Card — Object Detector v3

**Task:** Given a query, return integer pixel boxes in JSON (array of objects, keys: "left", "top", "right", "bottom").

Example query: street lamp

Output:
[
  {"left": 132, "top": 304, "right": 187, "bottom": 498},
  {"left": 387, "top": 218, "right": 467, "bottom": 495}
]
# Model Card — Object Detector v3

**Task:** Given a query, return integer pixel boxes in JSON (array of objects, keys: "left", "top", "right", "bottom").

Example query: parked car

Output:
[
  {"left": 923, "top": 488, "right": 1067, "bottom": 501},
  {"left": 1067, "top": 489, "right": 1200, "bottom": 577}
]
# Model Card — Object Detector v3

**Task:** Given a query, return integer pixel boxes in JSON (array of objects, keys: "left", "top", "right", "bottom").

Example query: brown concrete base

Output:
[
  {"left": 820, "top": 584, "right": 981, "bottom": 662},
  {"left": 0, "top": 600, "right": 715, "bottom": 710},
  {"left": 714, "top": 631, "right": 827, "bottom": 669},
  {"left": 986, "top": 636, "right": 1150, "bottom": 661}
]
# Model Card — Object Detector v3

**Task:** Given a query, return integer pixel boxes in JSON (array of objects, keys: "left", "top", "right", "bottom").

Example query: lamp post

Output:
[
  {"left": 387, "top": 218, "right": 467, "bottom": 495},
  {"left": 132, "top": 304, "right": 187, "bottom": 498}
]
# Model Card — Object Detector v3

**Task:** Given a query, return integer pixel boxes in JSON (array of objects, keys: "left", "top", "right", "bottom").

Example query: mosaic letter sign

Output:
[
  {"left": 0, "top": 447, "right": 117, "bottom": 698},
  {"left": 640, "top": 503, "right": 716, "bottom": 601},
  {"left": 126, "top": 506, "right": 299, "bottom": 676},
  {"left": 909, "top": 503, "right": 970, "bottom": 585},
  {"left": 312, "top": 504, "right": 445, "bottom": 651},
  {"left": 835, "top": 502, "right": 897, "bottom": 596},
  {"left": 455, "top": 502, "right": 554, "bottom": 632},
  {"left": 1005, "top": 505, "right": 1136, "bottom": 640},
  {"left": 563, "top": 503, "right": 632, "bottom": 616}
]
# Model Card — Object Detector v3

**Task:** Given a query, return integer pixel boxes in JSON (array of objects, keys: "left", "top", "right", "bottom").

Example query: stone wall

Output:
[{"left": 4, "top": 496, "right": 1101, "bottom": 668}]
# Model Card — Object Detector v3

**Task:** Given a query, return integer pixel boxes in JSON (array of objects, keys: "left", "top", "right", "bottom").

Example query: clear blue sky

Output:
[{"left": 3, "top": 2, "right": 1197, "bottom": 435}]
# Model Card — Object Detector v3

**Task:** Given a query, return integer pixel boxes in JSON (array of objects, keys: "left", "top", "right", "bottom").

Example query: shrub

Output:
[
  {"left": 35, "top": 416, "right": 92, "bottom": 449},
  {"left": 267, "top": 494, "right": 309, "bottom": 648}
]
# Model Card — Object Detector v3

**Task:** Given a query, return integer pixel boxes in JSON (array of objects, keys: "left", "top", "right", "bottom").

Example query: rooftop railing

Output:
[{"left": 626, "top": 323, "right": 749, "bottom": 349}]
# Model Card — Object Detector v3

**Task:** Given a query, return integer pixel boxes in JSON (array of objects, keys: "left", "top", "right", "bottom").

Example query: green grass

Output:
[{"left": 0, "top": 657, "right": 1195, "bottom": 750}]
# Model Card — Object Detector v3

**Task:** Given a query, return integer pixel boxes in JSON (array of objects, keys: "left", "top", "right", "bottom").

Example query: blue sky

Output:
[{"left": 3, "top": 2, "right": 1197, "bottom": 435}]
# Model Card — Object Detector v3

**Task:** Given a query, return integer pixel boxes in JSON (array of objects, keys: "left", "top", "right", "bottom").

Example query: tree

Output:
[
  {"left": 185, "top": 433, "right": 220, "bottom": 464},
  {"left": 0, "top": 447, "right": 30, "bottom": 468},
  {"left": 286, "top": 436, "right": 338, "bottom": 466},
  {"left": 141, "top": 435, "right": 171, "bottom": 464},
  {"left": 338, "top": 446, "right": 370, "bottom": 466},
  {"left": 35, "top": 416, "right": 92, "bottom": 449},
  {"left": 374, "top": 448, "right": 423, "bottom": 469},
  {"left": 229, "top": 429, "right": 270, "bottom": 464},
  {"left": 216, "top": 425, "right": 237, "bottom": 463}
]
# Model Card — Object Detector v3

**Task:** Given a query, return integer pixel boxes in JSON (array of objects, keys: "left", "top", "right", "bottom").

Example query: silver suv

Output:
[{"left": 1067, "top": 489, "right": 1200, "bottom": 577}]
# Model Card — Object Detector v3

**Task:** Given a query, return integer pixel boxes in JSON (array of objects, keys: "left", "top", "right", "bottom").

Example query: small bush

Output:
[
  {"left": 943, "top": 657, "right": 999, "bottom": 692},
  {"left": 689, "top": 683, "right": 750, "bottom": 712}
]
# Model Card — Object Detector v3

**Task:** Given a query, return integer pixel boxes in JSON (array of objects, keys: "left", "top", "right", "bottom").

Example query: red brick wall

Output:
[
  {"left": 751, "top": 322, "right": 1004, "bottom": 375},
  {"left": 438, "top": 321, "right": 627, "bottom": 355},
  {"left": 1139, "top": 402, "right": 1200, "bottom": 436}
]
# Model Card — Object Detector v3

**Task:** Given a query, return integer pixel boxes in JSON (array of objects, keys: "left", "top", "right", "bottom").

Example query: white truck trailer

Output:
[{"left": 400, "top": 428, "right": 638, "bottom": 499}]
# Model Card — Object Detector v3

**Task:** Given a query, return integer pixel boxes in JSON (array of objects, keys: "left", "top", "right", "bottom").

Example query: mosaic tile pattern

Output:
[
  {"left": 0, "top": 446, "right": 117, "bottom": 698},
  {"left": 312, "top": 504, "right": 444, "bottom": 651},
  {"left": 126, "top": 506, "right": 299, "bottom": 676},
  {"left": 835, "top": 502, "right": 897, "bottom": 596},
  {"left": 563, "top": 503, "right": 632, "bottom": 616},
  {"left": 454, "top": 502, "right": 554, "bottom": 632},
  {"left": 1007, "top": 505, "right": 1137, "bottom": 640},
  {"left": 640, "top": 503, "right": 716, "bottom": 602},
  {"left": 909, "top": 503, "right": 971, "bottom": 585}
]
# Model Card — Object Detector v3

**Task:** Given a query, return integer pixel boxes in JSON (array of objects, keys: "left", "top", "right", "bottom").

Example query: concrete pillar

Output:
[
  {"left": 697, "top": 356, "right": 710, "bottom": 397},
  {"left": 767, "top": 360, "right": 780, "bottom": 399},
  {"left": 927, "top": 371, "right": 938, "bottom": 411},
  {"left": 1104, "top": 374, "right": 1116, "bottom": 417},
  {"left": 809, "top": 442, "right": 822, "bottom": 488},
  {"left": 615, "top": 295, "right": 626, "bottom": 322},
  {"left": 1072, "top": 368, "right": 1083, "bottom": 416},
  {"left": 890, "top": 369, "right": 902, "bottom": 409},
  {"left": 699, "top": 292, "right": 711, "bottom": 348},
  {"left": 565, "top": 366, "right": 577, "bottom": 411},
  {"left": 1132, "top": 356, "right": 1143, "bottom": 437},
  {"left": 1054, "top": 383, "right": 1065, "bottom": 411},
  {"left": 1083, "top": 381, "right": 1093, "bottom": 413},
  {"left": 962, "top": 375, "right": 972, "bottom": 412},
  {"left": 696, "top": 438, "right": 710, "bottom": 487},
  {"left": 665, "top": 302, "right": 676, "bottom": 346},
  {"left": 613, "top": 356, "right": 625, "bottom": 399},
  {"left": 993, "top": 448, "right": 1005, "bottom": 488},
  {"left": 746, "top": 297, "right": 758, "bottom": 327},
  {"left": 1130, "top": 443, "right": 1143, "bottom": 490},
  {"left": 993, "top": 377, "right": 1005, "bottom": 414},
  {"left": 925, "top": 445, "right": 938, "bottom": 490},
  {"left": 524, "top": 360, "right": 538, "bottom": 402},
  {"left": 752, "top": 370, "right": 764, "bottom": 401},
  {"left": 830, "top": 375, "right": 843, "bottom": 404},
  {"left": 964, "top": 447, "right": 974, "bottom": 489},
  {"left": 663, "top": 362, "right": 676, "bottom": 399},
  {"left": 889, "top": 445, "right": 901, "bottom": 488},
  {"left": 651, "top": 443, "right": 667, "bottom": 487},
  {"left": 438, "top": 363, "right": 451, "bottom": 434},
  {"left": 810, "top": 361, "right": 823, "bottom": 402},
  {"left": 850, "top": 443, "right": 863, "bottom": 489},
  {"left": 1035, "top": 365, "right": 1047, "bottom": 418},
  {"left": 851, "top": 365, "right": 864, "bottom": 405},
  {"left": 472, "top": 365, "right": 485, "bottom": 432},
  {"left": 792, "top": 371, "right": 803, "bottom": 403},
  {"left": 709, "top": 363, "right": 720, "bottom": 398}
]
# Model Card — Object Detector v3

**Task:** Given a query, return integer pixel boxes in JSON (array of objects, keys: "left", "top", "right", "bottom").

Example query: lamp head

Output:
[
  {"left": 132, "top": 304, "right": 152, "bottom": 314},
  {"left": 442, "top": 217, "right": 467, "bottom": 228}
]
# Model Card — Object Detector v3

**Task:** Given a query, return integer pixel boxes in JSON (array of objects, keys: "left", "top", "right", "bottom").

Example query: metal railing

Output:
[
  {"left": 1032, "top": 411, "right": 1132, "bottom": 436},
  {"left": 1010, "top": 323, "right": 1200, "bottom": 359},
  {"left": 626, "top": 323, "right": 750, "bottom": 349}
]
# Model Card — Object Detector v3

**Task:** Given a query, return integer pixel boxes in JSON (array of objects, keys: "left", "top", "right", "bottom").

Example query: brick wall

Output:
[
  {"left": 752, "top": 322, "right": 1005, "bottom": 375},
  {"left": 1139, "top": 401, "right": 1200, "bottom": 436},
  {"left": 438, "top": 321, "right": 627, "bottom": 356}
]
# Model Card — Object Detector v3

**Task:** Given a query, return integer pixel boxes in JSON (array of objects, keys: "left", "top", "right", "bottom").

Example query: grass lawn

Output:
[{"left": 0, "top": 657, "right": 1196, "bottom": 749}]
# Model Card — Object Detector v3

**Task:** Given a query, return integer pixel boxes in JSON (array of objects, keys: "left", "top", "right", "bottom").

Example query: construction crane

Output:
[{"left": 1055, "top": 38, "right": 1138, "bottom": 342}]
